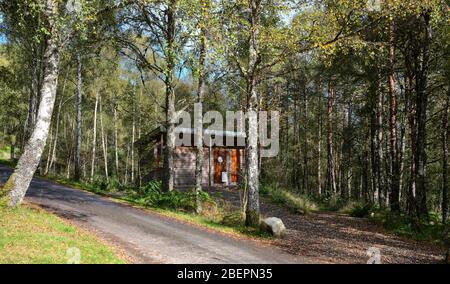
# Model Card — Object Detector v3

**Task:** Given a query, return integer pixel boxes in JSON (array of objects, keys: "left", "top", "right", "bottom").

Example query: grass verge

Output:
[
  {"left": 369, "top": 210, "right": 449, "bottom": 246},
  {"left": 260, "top": 183, "right": 318, "bottom": 214},
  {"left": 343, "top": 202, "right": 449, "bottom": 246},
  {"left": 0, "top": 204, "right": 126, "bottom": 264}
]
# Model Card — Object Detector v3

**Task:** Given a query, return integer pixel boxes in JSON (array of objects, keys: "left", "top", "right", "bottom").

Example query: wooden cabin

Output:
[{"left": 136, "top": 127, "right": 246, "bottom": 188}]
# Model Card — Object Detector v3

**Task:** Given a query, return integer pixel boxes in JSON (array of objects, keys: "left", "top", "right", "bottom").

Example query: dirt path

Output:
[{"left": 211, "top": 187, "right": 446, "bottom": 264}]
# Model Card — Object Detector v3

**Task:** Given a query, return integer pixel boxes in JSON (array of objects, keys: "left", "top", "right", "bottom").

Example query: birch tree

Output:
[
  {"left": 219, "top": 0, "right": 295, "bottom": 226},
  {"left": 0, "top": 0, "right": 62, "bottom": 207},
  {"left": 0, "top": 0, "right": 122, "bottom": 207},
  {"left": 74, "top": 53, "right": 83, "bottom": 180},
  {"left": 118, "top": 0, "right": 192, "bottom": 192}
]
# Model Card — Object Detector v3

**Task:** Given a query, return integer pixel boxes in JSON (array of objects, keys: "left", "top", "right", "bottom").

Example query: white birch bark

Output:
[
  {"left": 74, "top": 53, "right": 83, "bottom": 180},
  {"left": 99, "top": 94, "right": 109, "bottom": 182},
  {"left": 90, "top": 90, "right": 99, "bottom": 181},
  {"left": 114, "top": 106, "right": 119, "bottom": 177},
  {"left": 1, "top": 0, "right": 60, "bottom": 207},
  {"left": 245, "top": 0, "right": 260, "bottom": 227}
]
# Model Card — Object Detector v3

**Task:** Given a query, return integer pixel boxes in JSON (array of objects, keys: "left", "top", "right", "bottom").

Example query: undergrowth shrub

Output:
[
  {"left": 139, "top": 180, "right": 162, "bottom": 195},
  {"left": 317, "top": 194, "right": 352, "bottom": 212},
  {"left": 83, "top": 175, "right": 130, "bottom": 193},
  {"left": 348, "top": 202, "right": 374, "bottom": 218},
  {"left": 91, "top": 176, "right": 109, "bottom": 191},
  {"left": 261, "top": 183, "right": 318, "bottom": 214},
  {"left": 221, "top": 212, "right": 244, "bottom": 227},
  {"left": 132, "top": 181, "right": 215, "bottom": 213}
]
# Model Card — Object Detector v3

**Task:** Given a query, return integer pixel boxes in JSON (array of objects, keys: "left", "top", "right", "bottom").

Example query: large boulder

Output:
[{"left": 260, "top": 217, "right": 286, "bottom": 238}]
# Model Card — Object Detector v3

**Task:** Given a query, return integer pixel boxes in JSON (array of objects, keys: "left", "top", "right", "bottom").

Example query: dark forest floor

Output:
[{"left": 210, "top": 187, "right": 446, "bottom": 264}]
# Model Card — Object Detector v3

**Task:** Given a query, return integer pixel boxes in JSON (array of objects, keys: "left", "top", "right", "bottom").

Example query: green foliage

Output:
[
  {"left": 138, "top": 180, "right": 162, "bottom": 196},
  {"left": 348, "top": 202, "right": 375, "bottom": 218},
  {"left": 90, "top": 176, "right": 110, "bottom": 192},
  {"left": 370, "top": 210, "right": 449, "bottom": 246},
  {"left": 317, "top": 195, "right": 360, "bottom": 212},
  {"left": 2, "top": 0, "right": 118, "bottom": 45},
  {"left": 89, "top": 176, "right": 125, "bottom": 192},
  {"left": 121, "top": 181, "right": 214, "bottom": 213},
  {"left": 0, "top": 158, "right": 17, "bottom": 168},
  {"left": 221, "top": 212, "right": 244, "bottom": 227},
  {"left": 261, "top": 183, "right": 318, "bottom": 214}
]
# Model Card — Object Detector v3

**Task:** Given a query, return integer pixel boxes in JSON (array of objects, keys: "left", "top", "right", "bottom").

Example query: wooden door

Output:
[
  {"left": 231, "top": 149, "right": 240, "bottom": 183},
  {"left": 214, "top": 148, "right": 227, "bottom": 184}
]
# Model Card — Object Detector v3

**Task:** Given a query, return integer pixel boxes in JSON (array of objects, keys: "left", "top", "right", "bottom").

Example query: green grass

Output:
[
  {"left": 260, "top": 183, "right": 318, "bottom": 214},
  {"left": 47, "top": 176, "right": 106, "bottom": 195},
  {"left": 0, "top": 146, "right": 9, "bottom": 160},
  {"left": 338, "top": 201, "right": 449, "bottom": 246},
  {"left": 260, "top": 180, "right": 448, "bottom": 246},
  {"left": 368, "top": 210, "right": 449, "bottom": 246},
  {"left": 0, "top": 205, "right": 126, "bottom": 264},
  {"left": 0, "top": 144, "right": 19, "bottom": 161},
  {"left": 148, "top": 207, "right": 272, "bottom": 239}
]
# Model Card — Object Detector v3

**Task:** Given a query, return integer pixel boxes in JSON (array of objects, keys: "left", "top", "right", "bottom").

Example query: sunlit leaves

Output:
[{"left": 1, "top": 0, "right": 121, "bottom": 47}]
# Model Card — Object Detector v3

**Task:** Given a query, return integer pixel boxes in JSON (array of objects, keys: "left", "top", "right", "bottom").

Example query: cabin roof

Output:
[
  {"left": 135, "top": 126, "right": 246, "bottom": 149},
  {"left": 174, "top": 127, "right": 246, "bottom": 138}
]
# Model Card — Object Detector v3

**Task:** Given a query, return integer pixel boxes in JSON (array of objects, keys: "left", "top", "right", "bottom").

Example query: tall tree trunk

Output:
[
  {"left": 370, "top": 82, "right": 378, "bottom": 204},
  {"left": 99, "top": 95, "right": 109, "bottom": 182},
  {"left": 1, "top": 0, "right": 60, "bottom": 207},
  {"left": 292, "top": 96, "right": 299, "bottom": 189},
  {"left": 363, "top": 137, "right": 370, "bottom": 203},
  {"left": 415, "top": 12, "right": 432, "bottom": 217},
  {"left": 10, "top": 141, "right": 15, "bottom": 160},
  {"left": 137, "top": 90, "right": 142, "bottom": 187},
  {"left": 194, "top": 0, "right": 209, "bottom": 215},
  {"left": 403, "top": 40, "right": 417, "bottom": 214},
  {"left": 399, "top": 123, "right": 406, "bottom": 201},
  {"left": 124, "top": 142, "right": 130, "bottom": 185},
  {"left": 114, "top": 106, "right": 119, "bottom": 177},
  {"left": 326, "top": 80, "right": 337, "bottom": 194},
  {"left": 66, "top": 154, "right": 71, "bottom": 179},
  {"left": 245, "top": 0, "right": 260, "bottom": 227},
  {"left": 44, "top": 122, "right": 53, "bottom": 175},
  {"left": 375, "top": 79, "right": 385, "bottom": 207},
  {"left": 441, "top": 93, "right": 449, "bottom": 224},
  {"left": 370, "top": 74, "right": 383, "bottom": 206},
  {"left": 25, "top": 44, "right": 43, "bottom": 142},
  {"left": 303, "top": 88, "right": 309, "bottom": 194},
  {"left": 345, "top": 94, "right": 353, "bottom": 199},
  {"left": 162, "top": 0, "right": 177, "bottom": 192},
  {"left": 317, "top": 82, "right": 323, "bottom": 196},
  {"left": 74, "top": 54, "right": 83, "bottom": 181},
  {"left": 388, "top": 20, "right": 400, "bottom": 212},
  {"left": 48, "top": 76, "right": 67, "bottom": 174},
  {"left": 27, "top": 64, "right": 38, "bottom": 136},
  {"left": 341, "top": 92, "right": 349, "bottom": 199},
  {"left": 131, "top": 107, "right": 135, "bottom": 184},
  {"left": 90, "top": 90, "right": 99, "bottom": 181}
]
